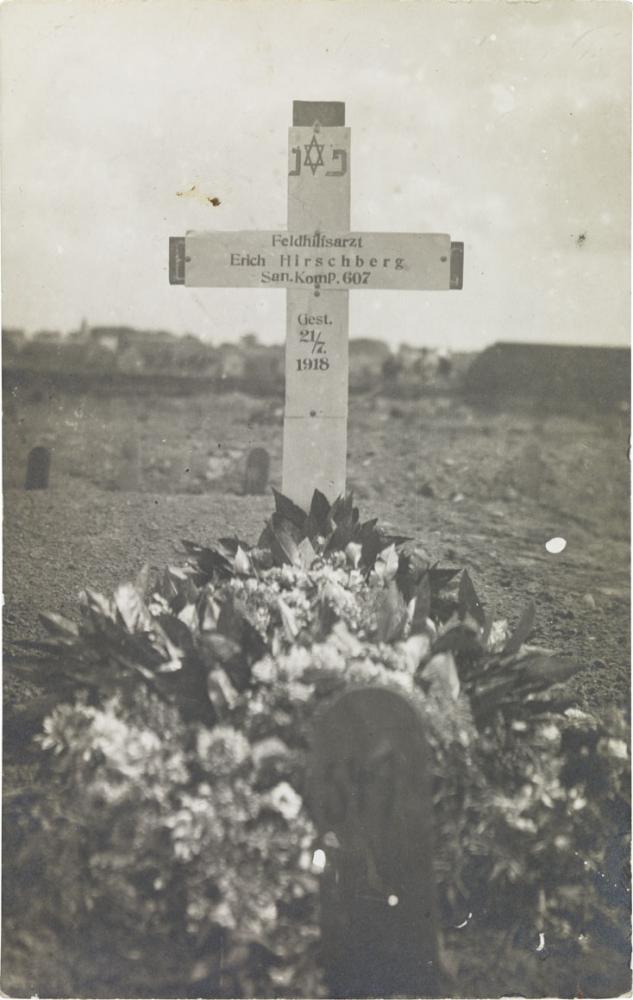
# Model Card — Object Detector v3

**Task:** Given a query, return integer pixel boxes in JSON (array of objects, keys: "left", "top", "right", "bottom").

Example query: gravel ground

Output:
[{"left": 4, "top": 389, "right": 630, "bottom": 715}]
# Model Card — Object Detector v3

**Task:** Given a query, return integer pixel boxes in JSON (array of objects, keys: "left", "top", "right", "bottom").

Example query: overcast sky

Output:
[{"left": 1, "top": 0, "right": 630, "bottom": 350}]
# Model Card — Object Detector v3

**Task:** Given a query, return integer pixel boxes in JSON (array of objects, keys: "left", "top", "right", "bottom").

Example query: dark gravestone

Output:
[
  {"left": 25, "top": 446, "right": 51, "bottom": 490},
  {"left": 117, "top": 426, "right": 142, "bottom": 491},
  {"left": 244, "top": 447, "right": 270, "bottom": 495},
  {"left": 309, "top": 687, "right": 443, "bottom": 998}
]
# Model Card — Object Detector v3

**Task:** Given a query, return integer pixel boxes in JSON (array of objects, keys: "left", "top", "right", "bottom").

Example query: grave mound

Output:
[{"left": 4, "top": 489, "right": 630, "bottom": 998}]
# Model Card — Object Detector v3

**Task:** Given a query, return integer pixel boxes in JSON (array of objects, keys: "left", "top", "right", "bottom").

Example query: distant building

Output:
[
  {"left": 349, "top": 338, "right": 391, "bottom": 388},
  {"left": 243, "top": 345, "right": 284, "bottom": 389},
  {"left": 350, "top": 338, "right": 391, "bottom": 369},
  {"left": 20, "top": 337, "right": 66, "bottom": 371},
  {"left": 463, "top": 342, "right": 630, "bottom": 412},
  {"left": 449, "top": 351, "right": 476, "bottom": 379},
  {"left": 117, "top": 344, "right": 145, "bottom": 374},
  {"left": 33, "top": 330, "right": 63, "bottom": 343},
  {"left": 68, "top": 318, "right": 91, "bottom": 343},
  {"left": 89, "top": 327, "right": 182, "bottom": 371},
  {"left": 90, "top": 326, "right": 135, "bottom": 352},
  {"left": 169, "top": 335, "right": 218, "bottom": 375},
  {"left": 2, "top": 327, "right": 26, "bottom": 362},
  {"left": 218, "top": 343, "right": 246, "bottom": 380},
  {"left": 397, "top": 344, "right": 440, "bottom": 381},
  {"left": 240, "top": 332, "right": 260, "bottom": 350}
]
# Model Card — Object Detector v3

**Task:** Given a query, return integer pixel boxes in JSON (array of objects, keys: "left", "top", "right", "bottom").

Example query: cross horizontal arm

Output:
[{"left": 169, "top": 231, "right": 462, "bottom": 291}]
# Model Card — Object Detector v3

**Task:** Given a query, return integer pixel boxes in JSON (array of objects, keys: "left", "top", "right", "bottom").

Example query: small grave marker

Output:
[
  {"left": 170, "top": 101, "right": 463, "bottom": 510},
  {"left": 244, "top": 447, "right": 270, "bottom": 494},
  {"left": 117, "top": 427, "right": 142, "bottom": 491},
  {"left": 25, "top": 446, "right": 51, "bottom": 490},
  {"left": 309, "top": 687, "right": 444, "bottom": 998}
]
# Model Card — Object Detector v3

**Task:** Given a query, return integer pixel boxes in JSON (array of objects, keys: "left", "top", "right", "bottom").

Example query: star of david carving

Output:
[{"left": 303, "top": 134, "right": 325, "bottom": 175}]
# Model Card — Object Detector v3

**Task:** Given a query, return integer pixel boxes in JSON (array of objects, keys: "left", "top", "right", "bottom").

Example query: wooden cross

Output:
[{"left": 170, "top": 100, "right": 463, "bottom": 510}]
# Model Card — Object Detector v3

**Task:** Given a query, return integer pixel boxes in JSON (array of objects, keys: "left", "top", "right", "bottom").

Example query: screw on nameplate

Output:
[
  {"left": 169, "top": 236, "right": 186, "bottom": 285},
  {"left": 450, "top": 241, "right": 464, "bottom": 290},
  {"left": 309, "top": 687, "right": 444, "bottom": 998}
]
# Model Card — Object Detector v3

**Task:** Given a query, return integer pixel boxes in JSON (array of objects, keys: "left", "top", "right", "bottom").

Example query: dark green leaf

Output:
[
  {"left": 80, "top": 588, "right": 116, "bottom": 621},
  {"left": 428, "top": 565, "right": 461, "bottom": 592},
  {"left": 181, "top": 540, "right": 233, "bottom": 581},
  {"left": 502, "top": 601, "right": 537, "bottom": 656},
  {"left": 432, "top": 622, "right": 483, "bottom": 659},
  {"left": 257, "top": 521, "right": 276, "bottom": 550},
  {"left": 114, "top": 582, "right": 153, "bottom": 633},
  {"left": 134, "top": 562, "right": 151, "bottom": 597},
  {"left": 156, "top": 613, "right": 195, "bottom": 654},
  {"left": 217, "top": 596, "right": 267, "bottom": 669},
  {"left": 410, "top": 573, "right": 432, "bottom": 634},
  {"left": 357, "top": 519, "right": 382, "bottom": 570},
  {"left": 206, "top": 667, "right": 239, "bottom": 715},
  {"left": 296, "top": 536, "right": 317, "bottom": 570},
  {"left": 39, "top": 611, "right": 79, "bottom": 638},
  {"left": 458, "top": 569, "right": 486, "bottom": 629},
  {"left": 271, "top": 511, "right": 305, "bottom": 544},
  {"left": 374, "top": 580, "right": 407, "bottom": 643},
  {"left": 200, "top": 632, "right": 242, "bottom": 666},
  {"left": 268, "top": 521, "right": 301, "bottom": 567},
  {"left": 394, "top": 547, "right": 431, "bottom": 600},
  {"left": 272, "top": 487, "right": 308, "bottom": 530},
  {"left": 517, "top": 653, "right": 580, "bottom": 689},
  {"left": 380, "top": 532, "right": 412, "bottom": 549},
  {"left": 309, "top": 489, "right": 331, "bottom": 531},
  {"left": 330, "top": 492, "right": 354, "bottom": 525},
  {"left": 324, "top": 523, "right": 355, "bottom": 555},
  {"left": 4, "top": 652, "right": 69, "bottom": 688},
  {"left": 218, "top": 535, "right": 251, "bottom": 555},
  {"left": 304, "top": 489, "right": 332, "bottom": 539}
]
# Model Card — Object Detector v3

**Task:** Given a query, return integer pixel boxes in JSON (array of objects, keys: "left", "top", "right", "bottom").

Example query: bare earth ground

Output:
[
  {"left": 1, "top": 384, "right": 630, "bottom": 997},
  {"left": 4, "top": 387, "right": 630, "bottom": 717}
]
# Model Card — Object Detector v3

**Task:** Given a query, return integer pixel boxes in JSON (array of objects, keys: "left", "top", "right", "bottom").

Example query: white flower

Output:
[
  {"left": 397, "top": 634, "right": 431, "bottom": 673},
  {"left": 177, "top": 603, "right": 198, "bottom": 630},
  {"left": 486, "top": 618, "right": 510, "bottom": 653},
  {"left": 197, "top": 726, "right": 251, "bottom": 776},
  {"left": 253, "top": 656, "right": 277, "bottom": 685},
  {"left": 420, "top": 652, "right": 460, "bottom": 700},
  {"left": 287, "top": 680, "right": 314, "bottom": 703},
  {"left": 311, "top": 642, "right": 346, "bottom": 673},
  {"left": 212, "top": 899, "right": 237, "bottom": 929},
  {"left": 375, "top": 544, "right": 399, "bottom": 582},
  {"left": 281, "top": 645, "right": 312, "bottom": 679},
  {"left": 538, "top": 723, "right": 561, "bottom": 743},
  {"left": 603, "top": 738, "right": 628, "bottom": 760},
  {"left": 345, "top": 542, "right": 362, "bottom": 569},
  {"left": 268, "top": 782, "right": 303, "bottom": 821},
  {"left": 331, "top": 621, "right": 362, "bottom": 656},
  {"left": 280, "top": 565, "right": 297, "bottom": 587},
  {"left": 234, "top": 546, "right": 251, "bottom": 576},
  {"left": 564, "top": 707, "right": 597, "bottom": 724}
]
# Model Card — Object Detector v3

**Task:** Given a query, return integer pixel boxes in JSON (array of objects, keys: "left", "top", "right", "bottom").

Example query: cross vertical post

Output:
[{"left": 283, "top": 101, "right": 350, "bottom": 509}]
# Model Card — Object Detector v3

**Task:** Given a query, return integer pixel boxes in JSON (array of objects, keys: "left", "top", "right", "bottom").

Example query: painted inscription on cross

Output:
[{"left": 170, "top": 101, "right": 463, "bottom": 510}]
